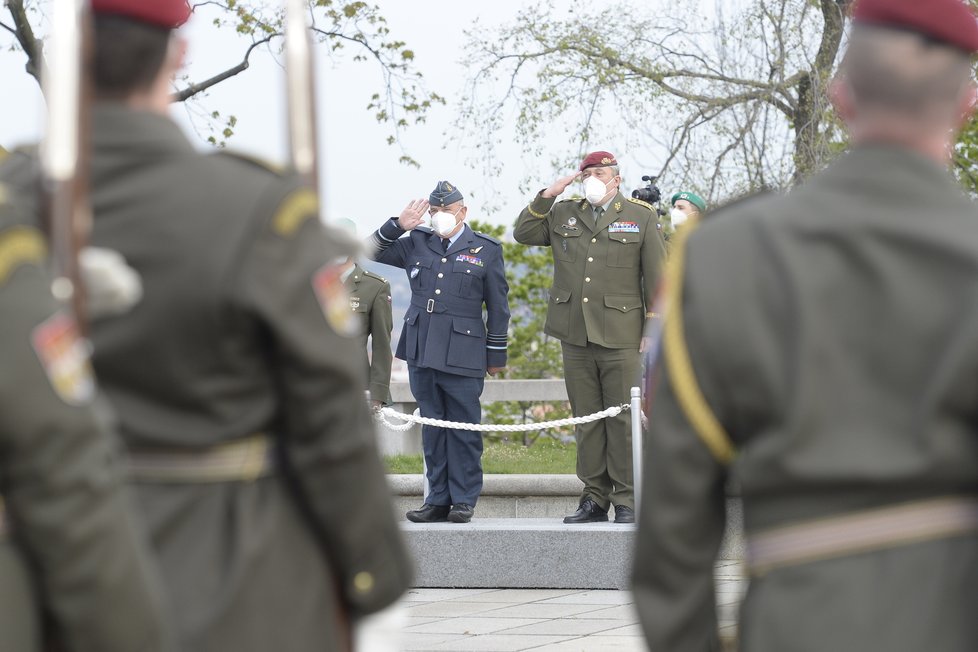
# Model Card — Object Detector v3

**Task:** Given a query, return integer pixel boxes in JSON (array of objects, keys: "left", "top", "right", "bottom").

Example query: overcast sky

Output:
[{"left": 0, "top": 1, "right": 719, "bottom": 234}]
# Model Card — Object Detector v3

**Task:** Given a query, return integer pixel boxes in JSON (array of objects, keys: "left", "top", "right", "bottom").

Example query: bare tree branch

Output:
[
  {"left": 5, "top": 0, "right": 42, "bottom": 82},
  {"left": 172, "top": 34, "right": 276, "bottom": 103}
]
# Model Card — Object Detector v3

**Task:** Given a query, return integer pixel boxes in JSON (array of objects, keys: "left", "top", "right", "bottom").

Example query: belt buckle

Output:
[{"left": 426, "top": 298, "right": 434, "bottom": 313}]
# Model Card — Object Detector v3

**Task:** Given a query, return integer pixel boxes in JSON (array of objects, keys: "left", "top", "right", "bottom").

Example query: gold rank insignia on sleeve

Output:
[
  {"left": 312, "top": 262, "right": 360, "bottom": 337},
  {"left": 0, "top": 226, "right": 47, "bottom": 286},
  {"left": 273, "top": 188, "right": 320, "bottom": 237}
]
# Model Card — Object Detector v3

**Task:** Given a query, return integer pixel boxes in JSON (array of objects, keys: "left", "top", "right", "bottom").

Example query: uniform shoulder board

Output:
[
  {"left": 415, "top": 225, "right": 435, "bottom": 235},
  {"left": 474, "top": 231, "right": 501, "bottom": 245},
  {"left": 214, "top": 150, "right": 285, "bottom": 175},
  {"left": 627, "top": 197, "right": 655, "bottom": 212},
  {"left": 556, "top": 197, "right": 581, "bottom": 204},
  {"left": 362, "top": 268, "right": 387, "bottom": 284}
]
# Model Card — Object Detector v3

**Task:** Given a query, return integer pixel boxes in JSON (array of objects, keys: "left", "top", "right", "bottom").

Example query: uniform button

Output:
[
  {"left": 435, "top": 289, "right": 442, "bottom": 295},
  {"left": 587, "top": 257, "right": 594, "bottom": 262},
  {"left": 585, "top": 277, "right": 591, "bottom": 282},
  {"left": 583, "top": 297, "right": 589, "bottom": 303},
  {"left": 466, "top": 330, "right": 471, "bottom": 334},
  {"left": 622, "top": 238, "right": 627, "bottom": 242},
  {"left": 438, "top": 273, "right": 444, "bottom": 278},
  {"left": 353, "top": 572, "right": 374, "bottom": 594},
  {"left": 441, "top": 258, "right": 447, "bottom": 263},
  {"left": 591, "top": 238, "right": 597, "bottom": 243},
  {"left": 466, "top": 270, "right": 471, "bottom": 274}
]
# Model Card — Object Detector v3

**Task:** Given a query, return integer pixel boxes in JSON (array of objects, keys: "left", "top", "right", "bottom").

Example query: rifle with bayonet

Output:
[{"left": 40, "top": 0, "right": 92, "bottom": 332}]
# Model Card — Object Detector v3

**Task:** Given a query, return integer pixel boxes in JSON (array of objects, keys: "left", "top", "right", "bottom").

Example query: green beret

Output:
[{"left": 671, "top": 191, "right": 706, "bottom": 213}]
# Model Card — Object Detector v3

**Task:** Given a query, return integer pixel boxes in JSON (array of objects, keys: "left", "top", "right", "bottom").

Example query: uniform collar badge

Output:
[{"left": 614, "top": 201, "right": 622, "bottom": 211}]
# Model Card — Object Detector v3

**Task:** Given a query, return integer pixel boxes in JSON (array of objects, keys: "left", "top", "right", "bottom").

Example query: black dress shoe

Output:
[
  {"left": 563, "top": 498, "right": 609, "bottom": 524},
  {"left": 448, "top": 503, "right": 474, "bottom": 523},
  {"left": 406, "top": 503, "right": 450, "bottom": 523},
  {"left": 614, "top": 505, "right": 635, "bottom": 524}
]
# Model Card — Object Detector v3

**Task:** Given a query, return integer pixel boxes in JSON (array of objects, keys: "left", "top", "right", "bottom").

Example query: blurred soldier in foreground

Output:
[
  {"left": 3, "top": 1, "right": 411, "bottom": 649},
  {"left": 0, "top": 183, "right": 172, "bottom": 651},
  {"left": 634, "top": 0, "right": 978, "bottom": 650}
]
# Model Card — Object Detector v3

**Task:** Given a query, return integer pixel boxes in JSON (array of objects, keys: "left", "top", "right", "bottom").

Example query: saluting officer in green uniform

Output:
[
  {"left": 0, "top": 2, "right": 412, "bottom": 650},
  {"left": 515, "top": 151, "right": 666, "bottom": 524},
  {"left": 634, "top": 0, "right": 978, "bottom": 650},
  {"left": 335, "top": 219, "right": 394, "bottom": 408},
  {"left": 0, "top": 183, "right": 172, "bottom": 651}
]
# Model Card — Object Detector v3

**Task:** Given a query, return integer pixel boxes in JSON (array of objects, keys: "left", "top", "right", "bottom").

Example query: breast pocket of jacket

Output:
[
  {"left": 551, "top": 224, "right": 583, "bottom": 263},
  {"left": 607, "top": 231, "right": 641, "bottom": 268},
  {"left": 447, "top": 317, "right": 486, "bottom": 370},
  {"left": 452, "top": 259, "right": 487, "bottom": 298},
  {"left": 408, "top": 258, "right": 433, "bottom": 291}
]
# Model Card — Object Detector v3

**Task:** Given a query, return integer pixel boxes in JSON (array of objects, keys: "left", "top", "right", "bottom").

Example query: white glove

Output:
[{"left": 80, "top": 246, "right": 143, "bottom": 319}]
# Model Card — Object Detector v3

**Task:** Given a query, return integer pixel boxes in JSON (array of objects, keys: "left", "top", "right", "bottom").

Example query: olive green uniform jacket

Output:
[
  {"left": 633, "top": 145, "right": 978, "bottom": 652},
  {"left": 346, "top": 263, "right": 393, "bottom": 404},
  {"left": 0, "top": 188, "right": 172, "bottom": 652},
  {"left": 60, "top": 106, "right": 410, "bottom": 652},
  {"left": 514, "top": 191, "right": 666, "bottom": 347}
]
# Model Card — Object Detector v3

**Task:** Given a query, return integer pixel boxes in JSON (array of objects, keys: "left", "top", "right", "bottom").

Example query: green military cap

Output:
[{"left": 671, "top": 191, "right": 707, "bottom": 213}]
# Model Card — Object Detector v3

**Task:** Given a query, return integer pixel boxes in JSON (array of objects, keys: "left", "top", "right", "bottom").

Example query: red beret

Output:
[
  {"left": 853, "top": 0, "right": 978, "bottom": 54},
  {"left": 92, "top": 0, "right": 191, "bottom": 28},
  {"left": 579, "top": 151, "right": 618, "bottom": 172}
]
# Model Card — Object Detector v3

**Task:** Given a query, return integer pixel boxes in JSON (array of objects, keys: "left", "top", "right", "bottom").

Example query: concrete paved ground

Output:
[{"left": 363, "top": 560, "right": 745, "bottom": 651}]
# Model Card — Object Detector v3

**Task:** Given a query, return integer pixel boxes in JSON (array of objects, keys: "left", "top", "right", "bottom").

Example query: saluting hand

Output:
[
  {"left": 542, "top": 172, "right": 581, "bottom": 199},
  {"left": 398, "top": 199, "right": 429, "bottom": 231}
]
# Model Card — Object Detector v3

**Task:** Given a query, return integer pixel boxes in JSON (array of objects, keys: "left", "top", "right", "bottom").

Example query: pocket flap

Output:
[
  {"left": 549, "top": 286, "right": 572, "bottom": 304},
  {"left": 604, "top": 295, "right": 644, "bottom": 313},
  {"left": 404, "top": 308, "right": 419, "bottom": 325},
  {"left": 608, "top": 232, "right": 639, "bottom": 244},
  {"left": 452, "top": 318, "right": 484, "bottom": 337}
]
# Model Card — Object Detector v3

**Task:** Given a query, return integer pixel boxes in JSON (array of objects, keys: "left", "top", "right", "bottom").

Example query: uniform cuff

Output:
[
  {"left": 377, "top": 217, "right": 405, "bottom": 242},
  {"left": 527, "top": 192, "right": 556, "bottom": 218}
]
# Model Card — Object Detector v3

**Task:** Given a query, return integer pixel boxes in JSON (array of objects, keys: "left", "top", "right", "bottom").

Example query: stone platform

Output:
[{"left": 401, "top": 518, "right": 636, "bottom": 590}]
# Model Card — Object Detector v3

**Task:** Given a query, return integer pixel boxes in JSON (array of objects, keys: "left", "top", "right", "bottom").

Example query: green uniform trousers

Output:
[{"left": 561, "top": 341, "right": 639, "bottom": 510}]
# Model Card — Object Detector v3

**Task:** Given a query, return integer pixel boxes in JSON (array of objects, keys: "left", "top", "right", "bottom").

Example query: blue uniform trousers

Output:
[{"left": 408, "top": 365, "right": 485, "bottom": 507}]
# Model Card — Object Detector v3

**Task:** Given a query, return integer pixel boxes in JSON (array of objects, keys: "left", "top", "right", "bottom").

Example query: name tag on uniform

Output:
[
  {"left": 609, "top": 221, "right": 640, "bottom": 233},
  {"left": 456, "top": 254, "right": 484, "bottom": 267}
]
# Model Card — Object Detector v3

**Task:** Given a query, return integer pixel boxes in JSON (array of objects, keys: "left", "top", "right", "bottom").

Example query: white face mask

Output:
[
  {"left": 583, "top": 176, "right": 612, "bottom": 205},
  {"left": 431, "top": 208, "right": 461, "bottom": 236},
  {"left": 670, "top": 207, "right": 689, "bottom": 227}
]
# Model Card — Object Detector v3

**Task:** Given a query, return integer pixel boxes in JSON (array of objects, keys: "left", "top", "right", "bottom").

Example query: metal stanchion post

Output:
[
  {"left": 422, "top": 437, "right": 429, "bottom": 503},
  {"left": 630, "top": 386, "right": 643, "bottom": 519}
]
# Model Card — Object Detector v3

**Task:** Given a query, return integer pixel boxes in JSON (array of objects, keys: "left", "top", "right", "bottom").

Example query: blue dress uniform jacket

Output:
[{"left": 370, "top": 220, "right": 510, "bottom": 376}]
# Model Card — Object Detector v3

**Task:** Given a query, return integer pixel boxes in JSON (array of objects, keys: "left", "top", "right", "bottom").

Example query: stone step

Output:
[
  {"left": 401, "top": 518, "right": 636, "bottom": 590},
  {"left": 388, "top": 474, "right": 746, "bottom": 562}
]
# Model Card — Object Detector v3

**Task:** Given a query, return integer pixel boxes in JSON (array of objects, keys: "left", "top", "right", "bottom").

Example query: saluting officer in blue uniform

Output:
[{"left": 369, "top": 181, "right": 510, "bottom": 523}]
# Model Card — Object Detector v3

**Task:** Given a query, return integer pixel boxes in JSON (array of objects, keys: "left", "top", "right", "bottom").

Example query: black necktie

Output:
[{"left": 441, "top": 238, "right": 450, "bottom": 252}]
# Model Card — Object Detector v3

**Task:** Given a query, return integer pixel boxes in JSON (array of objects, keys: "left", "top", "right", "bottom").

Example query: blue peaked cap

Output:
[{"left": 429, "top": 180, "right": 464, "bottom": 207}]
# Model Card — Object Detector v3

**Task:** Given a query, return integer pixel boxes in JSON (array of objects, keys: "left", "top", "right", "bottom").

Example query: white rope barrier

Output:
[{"left": 375, "top": 404, "right": 629, "bottom": 433}]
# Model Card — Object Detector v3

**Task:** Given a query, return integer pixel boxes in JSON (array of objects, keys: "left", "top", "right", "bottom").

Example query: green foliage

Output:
[
  {"left": 955, "top": 111, "right": 978, "bottom": 196},
  {"left": 469, "top": 219, "right": 572, "bottom": 447},
  {"left": 202, "top": 1, "right": 443, "bottom": 163},
  {"left": 385, "top": 439, "right": 577, "bottom": 474}
]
